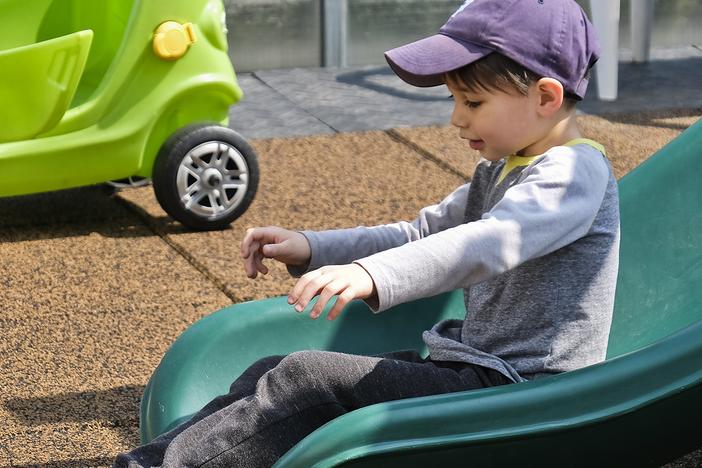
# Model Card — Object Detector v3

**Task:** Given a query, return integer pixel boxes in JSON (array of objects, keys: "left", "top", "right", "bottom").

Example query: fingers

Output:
[
  {"left": 240, "top": 228, "right": 259, "bottom": 259},
  {"left": 243, "top": 230, "right": 375, "bottom": 321},
  {"left": 250, "top": 248, "right": 269, "bottom": 278},
  {"left": 287, "top": 269, "right": 329, "bottom": 315},
  {"left": 241, "top": 227, "right": 283, "bottom": 278},
  {"left": 242, "top": 237, "right": 268, "bottom": 279},
  {"left": 241, "top": 228, "right": 262, "bottom": 278},
  {"left": 288, "top": 264, "right": 376, "bottom": 321},
  {"left": 261, "top": 241, "right": 283, "bottom": 259},
  {"left": 241, "top": 227, "right": 313, "bottom": 279},
  {"left": 326, "top": 289, "right": 355, "bottom": 321}
]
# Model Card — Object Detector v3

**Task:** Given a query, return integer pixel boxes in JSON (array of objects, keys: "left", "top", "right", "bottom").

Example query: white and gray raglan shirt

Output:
[{"left": 291, "top": 140, "right": 620, "bottom": 382}]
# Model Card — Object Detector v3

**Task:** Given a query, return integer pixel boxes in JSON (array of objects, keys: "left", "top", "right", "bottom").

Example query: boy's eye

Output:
[{"left": 447, "top": 95, "right": 481, "bottom": 108}]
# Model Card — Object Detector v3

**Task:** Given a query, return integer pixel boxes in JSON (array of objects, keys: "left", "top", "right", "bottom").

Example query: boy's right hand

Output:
[{"left": 241, "top": 227, "right": 311, "bottom": 279}]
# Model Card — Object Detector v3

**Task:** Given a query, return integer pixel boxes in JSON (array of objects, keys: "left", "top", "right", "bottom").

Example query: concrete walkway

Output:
[{"left": 229, "top": 46, "right": 702, "bottom": 140}]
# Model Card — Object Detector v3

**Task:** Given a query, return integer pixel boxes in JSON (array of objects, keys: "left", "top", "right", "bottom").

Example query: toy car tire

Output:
[{"left": 152, "top": 124, "right": 259, "bottom": 231}]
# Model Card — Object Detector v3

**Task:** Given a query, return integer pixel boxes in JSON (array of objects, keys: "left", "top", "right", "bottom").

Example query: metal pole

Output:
[
  {"left": 323, "top": 0, "right": 347, "bottom": 67},
  {"left": 631, "top": 0, "right": 654, "bottom": 63},
  {"left": 590, "top": 0, "right": 620, "bottom": 101}
]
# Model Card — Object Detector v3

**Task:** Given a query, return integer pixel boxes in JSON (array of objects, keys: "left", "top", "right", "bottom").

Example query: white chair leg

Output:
[{"left": 589, "top": 0, "right": 621, "bottom": 101}]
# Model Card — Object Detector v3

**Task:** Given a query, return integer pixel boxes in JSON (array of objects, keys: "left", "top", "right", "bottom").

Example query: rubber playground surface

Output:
[{"left": 1, "top": 88, "right": 701, "bottom": 465}]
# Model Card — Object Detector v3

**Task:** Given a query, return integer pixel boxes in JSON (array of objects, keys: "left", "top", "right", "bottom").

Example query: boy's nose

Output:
[{"left": 450, "top": 106, "right": 467, "bottom": 129}]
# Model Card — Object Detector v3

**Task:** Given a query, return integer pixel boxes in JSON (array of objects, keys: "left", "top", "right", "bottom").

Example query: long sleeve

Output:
[
  {"left": 355, "top": 145, "right": 612, "bottom": 312},
  {"left": 287, "top": 182, "right": 471, "bottom": 276}
]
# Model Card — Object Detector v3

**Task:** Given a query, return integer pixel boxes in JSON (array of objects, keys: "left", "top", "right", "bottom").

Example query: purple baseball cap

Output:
[{"left": 385, "top": 0, "right": 601, "bottom": 100}]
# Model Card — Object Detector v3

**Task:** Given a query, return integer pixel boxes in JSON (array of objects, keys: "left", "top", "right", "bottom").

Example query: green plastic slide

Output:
[{"left": 141, "top": 118, "right": 702, "bottom": 467}]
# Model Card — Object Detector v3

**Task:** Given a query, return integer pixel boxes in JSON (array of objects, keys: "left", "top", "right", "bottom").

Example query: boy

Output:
[{"left": 115, "top": 0, "right": 619, "bottom": 466}]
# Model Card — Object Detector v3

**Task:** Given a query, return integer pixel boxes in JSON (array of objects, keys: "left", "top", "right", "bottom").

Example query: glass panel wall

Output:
[
  {"left": 224, "top": 0, "right": 321, "bottom": 72},
  {"left": 223, "top": 0, "right": 702, "bottom": 73},
  {"left": 627, "top": 0, "right": 702, "bottom": 48},
  {"left": 576, "top": 0, "right": 702, "bottom": 49},
  {"left": 347, "top": 0, "right": 463, "bottom": 66}
]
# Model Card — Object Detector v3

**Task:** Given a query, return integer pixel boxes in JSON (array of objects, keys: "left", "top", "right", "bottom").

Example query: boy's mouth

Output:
[{"left": 468, "top": 139, "right": 485, "bottom": 151}]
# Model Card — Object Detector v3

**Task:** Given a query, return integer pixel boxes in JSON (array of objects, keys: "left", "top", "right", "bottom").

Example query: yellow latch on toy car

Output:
[{"left": 153, "top": 21, "right": 196, "bottom": 60}]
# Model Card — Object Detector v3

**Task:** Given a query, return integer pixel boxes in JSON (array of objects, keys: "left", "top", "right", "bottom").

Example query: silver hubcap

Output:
[{"left": 176, "top": 141, "right": 249, "bottom": 219}]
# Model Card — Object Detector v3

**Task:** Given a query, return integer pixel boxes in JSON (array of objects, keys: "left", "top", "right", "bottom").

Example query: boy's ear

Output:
[{"left": 534, "top": 78, "right": 565, "bottom": 117}]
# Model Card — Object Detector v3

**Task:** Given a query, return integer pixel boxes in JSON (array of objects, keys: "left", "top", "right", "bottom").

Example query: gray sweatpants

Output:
[{"left": 115, "top": 349, "right": 510, "bottom": 468}]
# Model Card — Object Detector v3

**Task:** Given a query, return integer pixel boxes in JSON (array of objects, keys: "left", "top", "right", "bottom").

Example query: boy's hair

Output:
[
  {"left": 443, "top": 53, "right": 539, "bottom": 97},
  {"left": 443, "top": 53, "right": 582, "bottom": 109}
]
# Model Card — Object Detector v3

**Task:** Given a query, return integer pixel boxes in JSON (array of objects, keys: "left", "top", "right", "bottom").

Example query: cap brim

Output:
[{"left": 385, "top": 33, "right": 492, "bottom": 87}]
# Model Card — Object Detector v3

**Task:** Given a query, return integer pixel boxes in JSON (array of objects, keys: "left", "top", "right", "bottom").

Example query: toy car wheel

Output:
[{"left": 152, "top": 124, "right": 259, "bottom": 231}]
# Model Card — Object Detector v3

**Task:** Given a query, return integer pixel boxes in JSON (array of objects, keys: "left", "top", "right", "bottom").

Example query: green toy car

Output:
[{"left": 0, "top": 0, "right": 258, "bottom": 230}]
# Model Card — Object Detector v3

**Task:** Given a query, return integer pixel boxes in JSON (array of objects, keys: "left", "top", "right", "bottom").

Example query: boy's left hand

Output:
[{"left": 287, "top": 264, "right": 377, "bottom": 321}]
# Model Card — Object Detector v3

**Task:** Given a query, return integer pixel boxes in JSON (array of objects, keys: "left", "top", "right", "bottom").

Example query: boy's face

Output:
[{"left": 447, "top": 81, "right": 546, "bottom": 162}]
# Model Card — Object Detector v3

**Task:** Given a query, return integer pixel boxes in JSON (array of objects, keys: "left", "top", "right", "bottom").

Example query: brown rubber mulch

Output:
[{"left": 1, "top": 109, "right": 700, "bottom": 467}]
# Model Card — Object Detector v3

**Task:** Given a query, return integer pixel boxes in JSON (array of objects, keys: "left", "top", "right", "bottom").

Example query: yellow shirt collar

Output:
[{"left": 496, "top": 138, "right": 605, "bottom": 185}]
